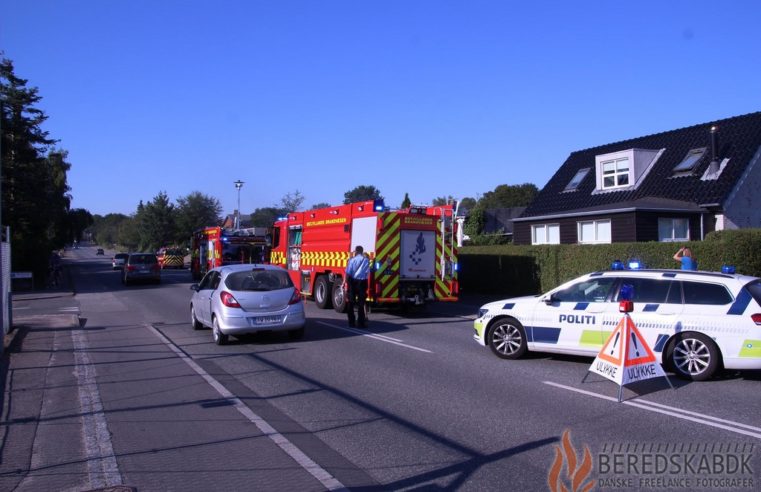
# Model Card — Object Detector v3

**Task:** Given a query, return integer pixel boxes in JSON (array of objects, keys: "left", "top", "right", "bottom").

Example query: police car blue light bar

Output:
[
  {"left": 721, "top": 265, "right": 736, "bottom": 274},
  {"left": 611, "top": 260, "right": 625, "bottom": 270},
  {"left": 627, "top": 258, "right": 643, "bottom": 270}
]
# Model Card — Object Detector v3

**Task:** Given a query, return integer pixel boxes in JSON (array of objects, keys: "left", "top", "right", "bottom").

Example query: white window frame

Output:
[
  {"left": 600, "top": 157, "right": 630, "bottom": 189},
  {"left": 577, "top": 219, "right": 611, "bottom": 244},
  {"left": 658, "top": 217, "right": 690, "bottom": 242},
  {"left": 531, "top": 223, "right": 560, "bottom": 245}
]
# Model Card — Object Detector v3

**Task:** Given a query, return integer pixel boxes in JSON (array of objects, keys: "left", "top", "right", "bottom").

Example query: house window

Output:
[
  {"left": 658, "top": 218, "right": 689, "bottom": 242},
  {"left": 673, "top": 148, "right": 706, "bottom": 175},
  {"left": 564, "top": 168, "right": 590, "bottom": 192},
  {"left": 577, "top": 219, "right": 611, "bottom": 244},
  {"left": 601, "top": 158, "right": 629, "bottom": 189},
  {"left": 532, "top": 224, "right": 560, "bottom": 245}
]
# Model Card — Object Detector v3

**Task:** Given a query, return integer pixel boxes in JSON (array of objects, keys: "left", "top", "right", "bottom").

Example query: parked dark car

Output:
[
  {"left": 122, "top": 253, "right": 161, "bottom": 285},
  {"left": 96, "top": 248, "right": 105, "bottom": 255}
]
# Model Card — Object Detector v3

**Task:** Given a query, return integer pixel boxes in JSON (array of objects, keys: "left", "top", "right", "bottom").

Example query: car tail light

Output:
[
  {"left": 288, "top": 287, "right": 302, "bottom": 305},
  {"left": 126, "top": 265, "right": 137, "bottom": 272},
  {"left": 752, "top": 314, "right": 761, "bottom": 326},
  {"left": 220, "top": 291, "right": 241, "bottom": 308}
]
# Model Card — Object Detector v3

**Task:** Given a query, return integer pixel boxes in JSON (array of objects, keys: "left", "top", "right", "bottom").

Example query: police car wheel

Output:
[
  {"left": 488, "top": 318, "right": 527, "bottom": 359},
  {"left": 314, "top": 276, "right": 332, "bottom": 309},
  {"left": 667, "top": 333, "right": 719, "bottom": 381}
]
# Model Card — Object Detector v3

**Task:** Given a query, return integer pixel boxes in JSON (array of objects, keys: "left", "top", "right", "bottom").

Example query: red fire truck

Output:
[
  {"left": 190, "top": 226, "right": 270, "bottom": 280},
  {"left": 269, "top": 199, "right": 459, "bottom": 311}
]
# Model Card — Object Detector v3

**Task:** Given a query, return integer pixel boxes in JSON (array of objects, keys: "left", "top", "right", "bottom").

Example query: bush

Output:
[{"left": 459, "top": 229, "right": 761, "bottom": 295}]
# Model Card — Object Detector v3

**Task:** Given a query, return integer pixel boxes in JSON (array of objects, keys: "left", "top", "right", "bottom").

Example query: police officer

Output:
[{"left": 345, "top": 245, "right": 370, "bottom": 328}]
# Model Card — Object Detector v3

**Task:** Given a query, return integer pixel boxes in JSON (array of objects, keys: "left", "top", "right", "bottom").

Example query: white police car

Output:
[{"left": 473, "top": 267, "right": 761, "bottom": 381}]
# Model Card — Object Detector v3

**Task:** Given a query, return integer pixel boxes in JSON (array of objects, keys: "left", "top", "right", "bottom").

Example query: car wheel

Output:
[
  {"left": 332, "top": 281, "right": 347, "bottom": 313},
  {"left": 314, "top": 276, "right": 332, "bottom": 309},
  {"left": 212, "top": 317, "right": 228, "bottom": 345},
  {"left": 666, "top": 332, "right": 720, "bottom": 381},
  {"left": 190, "top": 305, "right": 203, "bottom": 330},
  {"left": 288, "top": 327, "right": 305, "bottom": 340},
  {"left": 488, "top": 318, "right": 528, "bottom": 360}
]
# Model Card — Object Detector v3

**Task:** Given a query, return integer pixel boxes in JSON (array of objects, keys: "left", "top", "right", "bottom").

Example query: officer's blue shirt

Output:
[
  {"left": 681, "top": 256, "right": 697, "bottom": 270},
  {"left": 346, "top": 254, "right": 370, "bottom": 280}
]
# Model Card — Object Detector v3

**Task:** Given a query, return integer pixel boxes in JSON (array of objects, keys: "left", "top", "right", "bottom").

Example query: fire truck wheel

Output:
[
  {"left": 332, "top": 282, "right": 347, "bottom": 313},
  {"left": 314, "top": 276, "right": 332, "bottom": 309}
]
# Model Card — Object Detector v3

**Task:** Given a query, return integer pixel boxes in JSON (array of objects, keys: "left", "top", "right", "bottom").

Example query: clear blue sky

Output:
[{"left": 2, "top": 1, "right": 759, "bottom": 217}]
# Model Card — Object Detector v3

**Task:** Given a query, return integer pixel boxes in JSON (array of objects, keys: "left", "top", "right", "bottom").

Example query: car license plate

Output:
[{"left": 255, "top": 315, "right": 282, "bottom": 325}]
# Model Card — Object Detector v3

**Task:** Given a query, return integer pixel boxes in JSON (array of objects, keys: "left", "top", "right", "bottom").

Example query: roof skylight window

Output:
[
  {"left": 564, "top": 168, "right": 590, "bottom": 192},
  {"left": 673, "top": 147, "right": 706, "bottom": 174}
]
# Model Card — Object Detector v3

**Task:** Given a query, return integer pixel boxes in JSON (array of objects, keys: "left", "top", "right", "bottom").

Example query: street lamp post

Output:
[{"left": 234, "top": 180, "right": 244, "bottom": 229}]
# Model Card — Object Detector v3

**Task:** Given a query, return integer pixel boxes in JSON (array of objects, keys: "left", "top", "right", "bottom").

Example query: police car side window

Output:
[
  {"left": 682, "top": 281, "right": 733, "bottom": 305},
  {"left": 616, "top": 278, "right": 673, "bottom": 303},
  {"left": 210, "top": 272, "right": 222, "bottom": 290},
  {"left": 554, "top": 278, "right": 617, "bottom": 303}
]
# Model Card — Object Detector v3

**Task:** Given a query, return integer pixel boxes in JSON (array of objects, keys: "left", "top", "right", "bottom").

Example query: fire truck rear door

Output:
[
  {"left": 400, "top": 230, "right": 436, "bottom": 279},
  {"left": 350, "top": 216, "right": 377, "bottom": 255}
]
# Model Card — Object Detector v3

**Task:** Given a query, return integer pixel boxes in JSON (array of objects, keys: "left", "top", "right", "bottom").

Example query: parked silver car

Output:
[
  {"left": 112, "top": 253, "right": 129, "bottom": 270},
  {"left": 189, "top": 264, "right": 306, "bottom": 345}
]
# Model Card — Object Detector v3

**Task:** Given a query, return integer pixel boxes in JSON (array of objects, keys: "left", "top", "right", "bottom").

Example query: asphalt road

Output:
[{"left": 4, "top": 245, "right": 761, "bottom": 491}]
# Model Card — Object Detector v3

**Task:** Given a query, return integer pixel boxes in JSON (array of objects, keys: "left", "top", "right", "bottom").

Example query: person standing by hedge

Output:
[{"left": 673, "top": 246, "right": 697, "bottom": 270}]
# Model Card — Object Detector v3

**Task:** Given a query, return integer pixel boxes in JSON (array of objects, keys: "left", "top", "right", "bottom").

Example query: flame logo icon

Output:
[{"left": 548, "top": 430, "right": 594, "bottom": 492}]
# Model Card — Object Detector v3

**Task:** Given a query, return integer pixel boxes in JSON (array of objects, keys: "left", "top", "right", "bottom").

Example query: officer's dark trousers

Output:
[{"left": 347, "top": 278, "right": 368, "bottom": 327}]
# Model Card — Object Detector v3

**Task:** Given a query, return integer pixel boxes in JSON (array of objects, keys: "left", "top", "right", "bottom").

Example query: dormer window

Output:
[
  {"left": 563, "top": 168, "right": 590, "bottom": 192},
  {"left": 602, "top": 157, "right": 630, "bottom": 189},
  {"left": 593, "top": 148, "right": 663, "bottom": 193},
  {"left": 673, "top": 147, "right": 706, "bottom": 176}
]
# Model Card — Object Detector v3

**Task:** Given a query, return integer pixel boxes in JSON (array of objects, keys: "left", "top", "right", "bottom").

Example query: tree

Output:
[
  {"left": 343, "top": 185, "right": 383, "bottom": 204},
  {"left": 432, "top": 195, "right": 456, "bottom": 206},
  {"left": 458, "top": 197, "right": 477, "bottom": 212},
  {"left": 136, "top": 192, "right": 177, "bottom": 251},
  {"left": 478, "top": 183, "right": 538, "bottom": 209},
  {"left": 1, "top": 55, "right": 69, "bottom": 282},
  {"left": 65, "top": 208, "right": 93, "bottom": 243},
  {"left": 310, "top": 202, "right": 332, "bottom": 210},
  {"left": 400, "top": 193, "right": 411, "bottom": 209},
  {"left": 175, "top": 191, "right": 221, "bottom": 244},
  {"left": 280, "top": 190, "right": 305, "bottom": 212},
  {"left": 249, "top": 207, "right": 286, "bottom": 227}
]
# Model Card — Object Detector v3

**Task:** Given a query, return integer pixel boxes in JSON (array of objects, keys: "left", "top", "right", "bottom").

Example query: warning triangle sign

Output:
[{"left": 588, "top": 315, "right": 667, "bottom": 387}]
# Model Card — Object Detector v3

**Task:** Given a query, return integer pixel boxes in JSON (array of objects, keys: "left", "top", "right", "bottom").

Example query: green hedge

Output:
[{"left": 459, "top": 229, "right": 761, "bottom": 296}]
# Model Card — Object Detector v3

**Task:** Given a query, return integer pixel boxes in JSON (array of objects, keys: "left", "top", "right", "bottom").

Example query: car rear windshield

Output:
[
  {"left": 130, "top": 255, "right": 157, "bottom": 265},
  {"left": 744, "top": 280, "right": 761, "bottom": 305},
  {"left": 225, "top": 269, "right": 293, "bottom": 291},
  {"left": 115, "top": 254, "right": 129, "bottom": 259}
]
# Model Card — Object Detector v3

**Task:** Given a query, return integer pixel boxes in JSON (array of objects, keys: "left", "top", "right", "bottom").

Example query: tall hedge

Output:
[{"left": 459, "top": 229, "right": 761, "bottom": 296}]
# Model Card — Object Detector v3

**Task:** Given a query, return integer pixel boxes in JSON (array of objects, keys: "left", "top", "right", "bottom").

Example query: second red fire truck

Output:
[
  {"left": 190, "top": 226, "right": 270, "bottom": 280},
  {"left": 269, "top": 199, "right": 459, "bottom": 311}
]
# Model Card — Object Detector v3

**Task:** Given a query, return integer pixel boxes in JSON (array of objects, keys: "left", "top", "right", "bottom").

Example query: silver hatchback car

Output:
[{"left": 189, "top": 264, "right": 306, "bottom": 345}]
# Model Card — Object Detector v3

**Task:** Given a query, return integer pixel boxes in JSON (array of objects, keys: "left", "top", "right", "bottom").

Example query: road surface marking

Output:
[
  {"left": 149, "top": 324, "right": 345, "bottom": 491},
  {"left": 544, "top": 381, "right": 761, "bottom": 440},
  {"left": 72, "top": 329, "right": 123, "bottom": 489},
  {"left": 316, "top": 321, "right": 433, "bottom": 353}
]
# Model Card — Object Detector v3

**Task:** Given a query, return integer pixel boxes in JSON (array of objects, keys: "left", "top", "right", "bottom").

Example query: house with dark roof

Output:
[{"left": 513, "top": 112, "right": 761, "bottom": 245}]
